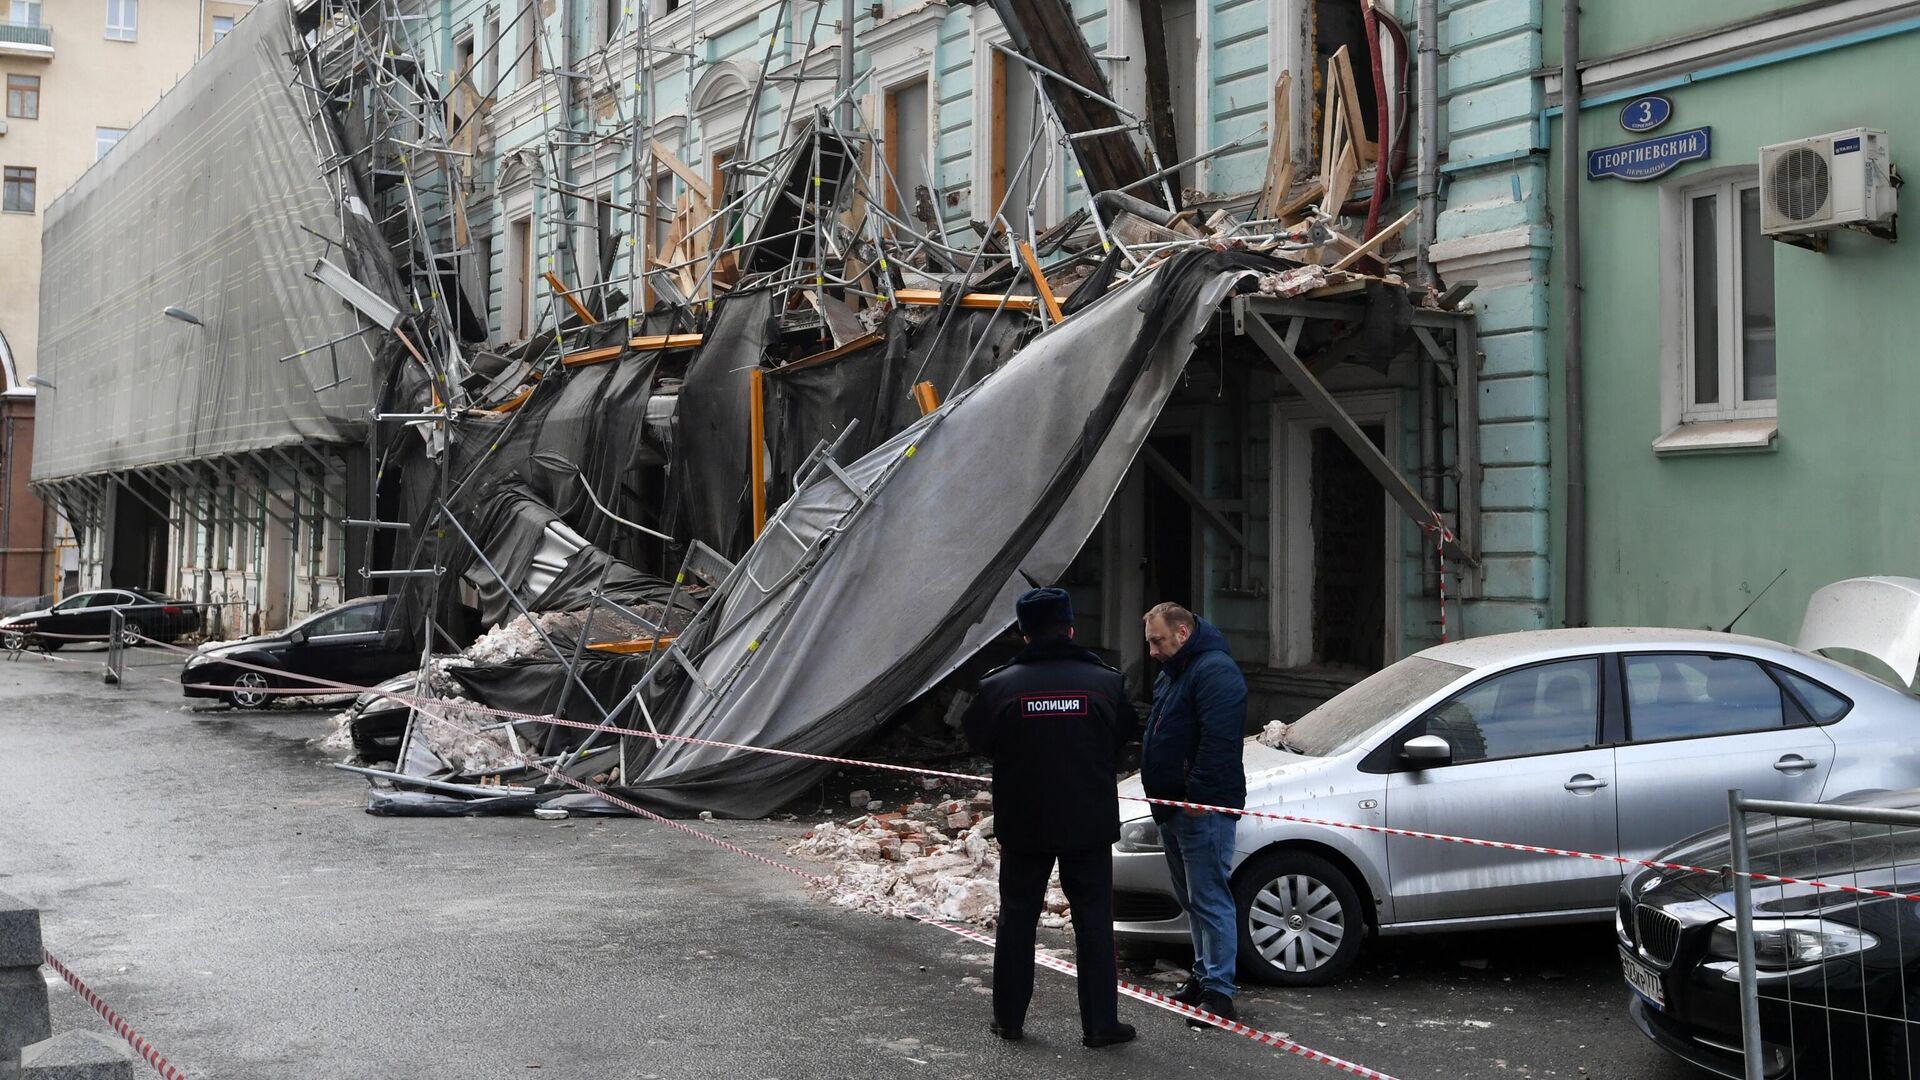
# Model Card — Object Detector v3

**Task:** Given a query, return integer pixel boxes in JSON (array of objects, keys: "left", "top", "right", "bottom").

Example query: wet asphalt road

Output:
[{"left": 0, "top": 647, "right": 1709, "bottom": 1079}]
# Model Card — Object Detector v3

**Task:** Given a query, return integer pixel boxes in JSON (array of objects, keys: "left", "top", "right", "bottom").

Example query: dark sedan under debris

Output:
[
  {"left": 182, "top": 597, "right": 416, "bottom": 708},
  {"left": 1620, "top": 790, "right": 1920, "bottom": 1078}
]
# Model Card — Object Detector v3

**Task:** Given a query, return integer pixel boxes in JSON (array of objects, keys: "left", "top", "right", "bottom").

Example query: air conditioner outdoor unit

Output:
[
  {"left": 0, "top": 118, "right": 8, "bottom": 136},
  {"left": 1759, "top": 128, "right": 1896, "bottom": 243}
]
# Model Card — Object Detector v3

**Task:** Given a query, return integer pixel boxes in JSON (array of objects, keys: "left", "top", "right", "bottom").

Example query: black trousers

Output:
[{"left": 994, "top": 846, "right": 1118, "bottom": 1035}]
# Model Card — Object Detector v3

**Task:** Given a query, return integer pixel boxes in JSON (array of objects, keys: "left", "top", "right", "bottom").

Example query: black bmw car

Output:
[
  {"left": 1621, "top": 790, "right": 1920, "bottom": 1078},
  {"left": 181, "top": 596, "right": 418, "bottom": 708},
  {"left": 0, "top": 588, "right": 201, "bottom": 649}
]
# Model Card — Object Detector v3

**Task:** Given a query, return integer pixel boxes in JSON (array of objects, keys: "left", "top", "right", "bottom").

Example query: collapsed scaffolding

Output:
[{"left": 32, "top": 0, "right": 1486, "bottom": 818}]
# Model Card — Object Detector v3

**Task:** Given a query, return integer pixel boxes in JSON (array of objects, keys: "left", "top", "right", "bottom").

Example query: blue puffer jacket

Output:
[{"left": 1140, "top": 619, "right": 1248, "bottom": 823}]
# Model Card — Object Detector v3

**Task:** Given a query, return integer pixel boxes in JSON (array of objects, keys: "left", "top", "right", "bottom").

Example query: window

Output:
[
  {"left": 482, "top": 10, "right": 501, "bottom": 92},
  {"left": 212, "top": 14, "right": 233, "bottom": 42},
  {"left": 1681, "top": 177, "right": 1776, "bottom": 422},
  {"left": 1406, "top": 658, "right": 1601, "bottom": 764},
  {"left": 5, "top": 74, "right": 38, "bottom": 120},
  {"left": 517, "top": 0, "right": 540, "bottom": 86},
  {"left": 598, "top": 0, "right": 620, "bottom": 47},
  {"left": 95, "top": 127, "right": 126, "bottom": 161},
  {"left": 1623, "top": 654, "right": 1787, "bottom": 741},
  {"left": 508, "top": 215, "right": 534, "bottom": 339},
  {"left": 105, "top": 0, "right": 138, "bottom": 41},
  {"left": 307, "top": 602, "right": 384, "bottom": 636},
  {"left": 9, "top": 1, "right": 41, "bottom": 26},
  {"left": 883, "top": 78, "right": 930, "bottom": 217},
  {"left": 1774, "top": 666, "right": 1852, "bottom": 724},
  {"left": 2, "top": 166, "right": 34, "bottom": 213}
]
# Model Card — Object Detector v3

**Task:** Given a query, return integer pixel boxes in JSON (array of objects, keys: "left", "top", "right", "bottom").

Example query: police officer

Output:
[{"left": 962, "top": 587, "right": 1137, "bottom": 1049}]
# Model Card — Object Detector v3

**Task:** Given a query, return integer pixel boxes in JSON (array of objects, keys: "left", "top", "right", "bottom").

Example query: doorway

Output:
[
  {"left": 1308, "top": 425, "right": 1385, "bottom": 671},
  {"left": 108, "top": 477, "right": 168, "bottom": 591},
  {"left": 1141, "top": 432, "right": 1194, "bottom": 613}
]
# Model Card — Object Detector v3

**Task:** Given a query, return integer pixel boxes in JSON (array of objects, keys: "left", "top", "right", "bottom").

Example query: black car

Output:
[
  {"left": 0, "top": 588, "right": 201, "bottom": 649},
  {"left": 181, "top": 597, "right": 417, "bottom": 708},
  {"left": 1621, "top": 790, "right": 1920, "bottom": 1078}
]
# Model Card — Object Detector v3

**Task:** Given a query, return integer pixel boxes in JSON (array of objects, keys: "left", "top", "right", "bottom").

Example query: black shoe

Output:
[
  {"left": 1082, "top": 1023, "right": 1136, "bottom": 1049},
  {"left": 1169, "top": 977, "right": 1203, "bottom": 1006},
  {"left": 990, "top": 1021, "right": 1024, "bottom": 1042},
  {"left": 1185, "top": 989, "right": 1236, "bottom": 1029}
]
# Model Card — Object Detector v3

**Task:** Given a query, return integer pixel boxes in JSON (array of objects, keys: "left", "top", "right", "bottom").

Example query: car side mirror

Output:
[
  {"left": 1401, "top": 734, "right": 1452, "bottom": 768},
  {"left": 289, "top": 628, "right": 308, "bottom": 646}
]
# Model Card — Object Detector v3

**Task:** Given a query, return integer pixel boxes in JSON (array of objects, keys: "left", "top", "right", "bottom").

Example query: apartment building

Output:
[{"left": 0, "top": 0, "right": 255, "bottom": 606}]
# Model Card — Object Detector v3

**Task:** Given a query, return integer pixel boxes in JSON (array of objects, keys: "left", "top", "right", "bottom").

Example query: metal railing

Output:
[
  {"left": 1727, "top": 790, "right": 1920, "bottom": 1080},
  {"left": 0, "top": 21, "right": 52, "bottom": 47}
]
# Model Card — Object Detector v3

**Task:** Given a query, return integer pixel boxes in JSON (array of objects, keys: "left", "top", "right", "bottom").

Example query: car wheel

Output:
[
  {"left": 120, "top": 619, "right": 144, "bottom": 647},
  {"left": 1233, "top": 850, "right": 1366, "bottom": 987},
  {"left": 228, "top": 670, "right": 274, "bottom": 709}
]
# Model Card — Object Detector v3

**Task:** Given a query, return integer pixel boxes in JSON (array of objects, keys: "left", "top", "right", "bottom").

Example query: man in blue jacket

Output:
[{"left": 1140, "top": 602, "right": 1247, "bottom": 1027}]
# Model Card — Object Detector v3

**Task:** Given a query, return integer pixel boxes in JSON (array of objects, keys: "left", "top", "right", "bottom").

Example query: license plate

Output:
[{"left": 1620, "top": 947, "right": 1666, "bottom": 1009}]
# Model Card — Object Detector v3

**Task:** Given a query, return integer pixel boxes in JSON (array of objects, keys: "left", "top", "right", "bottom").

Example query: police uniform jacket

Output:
[{"left": 961, "top": 636, "right": 1131, "bottom": 854}]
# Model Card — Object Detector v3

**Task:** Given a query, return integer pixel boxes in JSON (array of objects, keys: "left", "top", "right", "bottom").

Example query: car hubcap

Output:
[
  {"left": 234, "top": 672, "right": 268, "bottom": 707},
  {"left": 121, "top": 621, "right": 142, "bottom": 646},
  {"left": 1249, "top": 874, "right": 1346, "bottom": 972}
]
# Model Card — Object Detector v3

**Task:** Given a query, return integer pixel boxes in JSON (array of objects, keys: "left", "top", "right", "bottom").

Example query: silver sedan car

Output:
[{"left": 1112, "top": 626, "right": 1920, "bottom": 986}]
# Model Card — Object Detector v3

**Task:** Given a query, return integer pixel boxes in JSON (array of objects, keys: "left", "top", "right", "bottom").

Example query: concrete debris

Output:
[
  {"left": 1257, "top": 718, "right": 1292, "bottom": 750},
  {"left": 454, "top": 612, "right": 576, "bottom": 668},
  {"left": 412, "top": 699, "right": 519, "bottom": 774},
  {"left": 786, "top": 795, "right": 1046, "bottom": 929}
]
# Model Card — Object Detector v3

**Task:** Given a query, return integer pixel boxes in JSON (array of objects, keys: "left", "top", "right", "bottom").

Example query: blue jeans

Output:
[{"left": 1161, "top": 811, "right": 1238, "bottom": 997}]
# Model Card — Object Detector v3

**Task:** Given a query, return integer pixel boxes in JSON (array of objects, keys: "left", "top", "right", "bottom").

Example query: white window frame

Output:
[
  {"left": 95, "top": 127, "right": 127, "bottom": 161},
  {"left": 1678, "top": 175, "right": 1776, "bottom": 424},
  {"left": 212, "top": 13, "right": 234, "bottom": 43},
  {"left": 9, "top": 1, "right": 42, "bottom": 27},
  {"left": 105, "top": 0, "right": 138, "bottom": 41}
]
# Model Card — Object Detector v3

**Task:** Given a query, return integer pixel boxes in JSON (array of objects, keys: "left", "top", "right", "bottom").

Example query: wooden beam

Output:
[
  {"left": 628, "top": 333, "right": 705, "bottom": 351},
  {"left": 784, "top": 331, "right": 885, "bottom": 370},
  {"left": 893, "top": 287, "right": 1040, "bottom": 312},
  {"left": 544, "top": 271, "right": 596, "bottom": 325},
  {"left": 651, "top": 138, "right": 711, "bottom": 204},
  {"left": 989, "top": 51, "right": 1008, "bottom": 212},
  {"left": 1255, "top": 71, "right": 1293, "bottom": 220},
  {"left": 912, "top": 381, "right": 942, "bottom": 416},
  {"left": 1139, "top": 444, "right": 1247, "bottom": 552},
  {"left": 1329, "top": 207, "right": 1419, "bottom": 271},
  {"left": 561, "top": 345, "right": 624, "bottom": 367},
  {"left": 1017, "top": 241, "right": 1066, "bottom": 324},
  {"left": 1331, "top": 45, "right": 1378, "bottom": 167},
  {"left": 587, "top": 635, "right": 677, "bottom": 654},
  {"left": 1138, "top": 0, "right": 1183, "bottom": 209}
]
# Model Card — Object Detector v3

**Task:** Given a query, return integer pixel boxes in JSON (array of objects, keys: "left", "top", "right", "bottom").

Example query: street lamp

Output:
[
  {"left": 162, "top": 306, "right": 204, "bottom": 326},
  {"left": 25, "top": 375, "right": 55, "bottom": 390}
]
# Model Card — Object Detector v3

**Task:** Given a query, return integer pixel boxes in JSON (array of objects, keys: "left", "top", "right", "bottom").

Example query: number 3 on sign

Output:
[{"left": 1619, "top": 95, "right": 1672, "bottom": 133}]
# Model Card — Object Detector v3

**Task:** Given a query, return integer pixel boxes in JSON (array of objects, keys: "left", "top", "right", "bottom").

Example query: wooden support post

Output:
[
  {"left": 1016, "top": 241, "right": 1066, "bottom": 324},
  {"left": 1329, "top": 207, "right": 1419, "bottom": 271},
  {"left": 544, "top": 271, "right": 597, "bottom": 324},
  {"left": 749, "top": 367, "right": 767, "bottom": 540},
  {"left": 912, "top": 381, "right": 942, "bottom": 415}
]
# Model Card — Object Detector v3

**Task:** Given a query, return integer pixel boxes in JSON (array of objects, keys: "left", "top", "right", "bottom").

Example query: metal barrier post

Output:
[
  {"left": 1728, "top": 788, "right": 1764, "bottom": 1080},
  {"left": 103, "top": 610, "right": 123, "bottom": 687}
]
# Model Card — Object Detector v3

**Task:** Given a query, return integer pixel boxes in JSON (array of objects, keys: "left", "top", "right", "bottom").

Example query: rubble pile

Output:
[{"left": 786, "top": 791, "right": 1072, "bottom": 930}]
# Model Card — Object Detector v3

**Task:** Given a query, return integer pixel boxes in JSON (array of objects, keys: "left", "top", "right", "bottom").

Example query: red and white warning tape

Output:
[
  {"left": 133, "top": 631, "right": 1920, "bottom": 907},
  {"left": 41, "top": 950, "right": 188, "bottom": 1080},
  {"left": 114, "top": 633, "right": 1397, "bottom": 1076}
]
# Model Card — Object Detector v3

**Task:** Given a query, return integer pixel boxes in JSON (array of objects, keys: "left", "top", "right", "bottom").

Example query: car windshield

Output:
[{"left": 1282, "top": 655, "right": 1474, "bottom": 757}]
